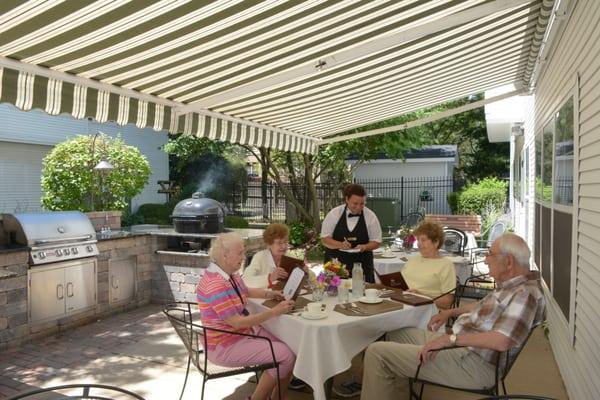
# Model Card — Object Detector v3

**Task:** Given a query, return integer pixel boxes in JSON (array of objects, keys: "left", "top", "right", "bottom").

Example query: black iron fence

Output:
[{"left": 225, "top": 176, "right": 458, "bottom": 225}]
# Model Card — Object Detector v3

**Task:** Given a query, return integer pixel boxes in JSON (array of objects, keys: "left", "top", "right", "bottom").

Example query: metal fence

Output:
[{"left": 225, "top": 176, "right": 457, "bottom": 224}]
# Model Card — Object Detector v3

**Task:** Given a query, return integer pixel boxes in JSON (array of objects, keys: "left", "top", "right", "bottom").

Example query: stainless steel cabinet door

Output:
[
  {"left": 30, "top": 267, "right": 65, "bottom": 322},
  {"left": 65, "top": 259, "right": 96, "bottom": 313},
  {"left": 109, "top": 257, "right": 136, "bottom": 304}
]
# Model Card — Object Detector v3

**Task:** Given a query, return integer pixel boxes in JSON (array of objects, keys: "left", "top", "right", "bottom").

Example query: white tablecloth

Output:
[
  {"left": 247, "top": 295, "right": 436, "bottom": 400},
  {"left": 374, "top": 252, "right": 471, "bottom": 284}
]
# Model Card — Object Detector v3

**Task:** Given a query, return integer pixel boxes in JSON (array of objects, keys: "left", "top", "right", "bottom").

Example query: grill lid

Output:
[
  {"left": 172, "top": 192, "right": 225, "bottom": 218},
  {"left": 2, "top": 211, "right": 96, "bottom": 246}
]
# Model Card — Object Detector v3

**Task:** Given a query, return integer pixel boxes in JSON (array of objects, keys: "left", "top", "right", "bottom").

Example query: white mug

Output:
[
  {"left": 364, "top": 288, "right": 380, "bottom": 300},
  {"left": 307, "top": 302, "right": 324, "bottom": 314}
]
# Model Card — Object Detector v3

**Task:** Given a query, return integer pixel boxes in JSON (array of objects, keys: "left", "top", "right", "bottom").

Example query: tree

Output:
[{"left": 41, "top": 134, "right": 151, "bottom": 211}]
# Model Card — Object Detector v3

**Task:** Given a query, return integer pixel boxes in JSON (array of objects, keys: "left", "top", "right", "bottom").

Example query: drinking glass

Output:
[{"left": 312, "top": 286, "right": 324, "bottom": 301}]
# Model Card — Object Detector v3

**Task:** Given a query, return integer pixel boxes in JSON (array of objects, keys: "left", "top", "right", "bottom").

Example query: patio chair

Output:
[
  {"left": 454, "top": 274, "right": 495, "bottom": 307},
  {"left": 409, "top": 322, "right": 541, "bottom": 399},
  {"left": 442, "top": 227, "right": 468, "bottom": 256},
  {"left": 402, "top": 211, "right": 425, "bottom": 228},
  {"left": 6, "top": 383, "right": 146, "bottom": 399},
  {"left": 163, "top": 302, "right": 281, "bottom": 400},
  {"left": 477, "top": 396, "right": 558, "bottom": 400}
]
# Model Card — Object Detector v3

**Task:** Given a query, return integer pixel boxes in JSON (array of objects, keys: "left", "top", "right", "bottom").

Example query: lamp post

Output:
[{"left": 90, "top": 131, "right": 114, "bottom": 212}]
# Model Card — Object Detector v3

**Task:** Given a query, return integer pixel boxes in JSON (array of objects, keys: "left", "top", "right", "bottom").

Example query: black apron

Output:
[{"left": 324, "top": 206, "right": 375, "bottom": 283}]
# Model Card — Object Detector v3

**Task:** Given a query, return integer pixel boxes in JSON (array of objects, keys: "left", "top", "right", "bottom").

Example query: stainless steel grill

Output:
[{"left": 1, "top": 211, "right": 99, "bottom": 265}]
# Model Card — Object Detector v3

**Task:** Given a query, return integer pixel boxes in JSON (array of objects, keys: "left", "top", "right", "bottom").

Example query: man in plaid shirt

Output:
[{"left": 361, "top": 233, "right": 546, "bottom": 400}]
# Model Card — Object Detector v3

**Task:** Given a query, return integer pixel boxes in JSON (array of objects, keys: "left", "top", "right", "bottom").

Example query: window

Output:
[{"left": 534, "top": 95, "right": 575, "bottom": 322}]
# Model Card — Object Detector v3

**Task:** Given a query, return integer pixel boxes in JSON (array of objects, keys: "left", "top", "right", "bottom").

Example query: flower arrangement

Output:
[
  {"left": 396, "top": 225, "right": 416, "bottom": 249},
  {"left": 311, "top": 259, "right": 349, "bottom": 296}
]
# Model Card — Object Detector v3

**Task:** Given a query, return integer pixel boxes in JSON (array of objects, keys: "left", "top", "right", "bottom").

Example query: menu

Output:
[{"left": 282, "top": 267, "right": 307, "bottom": 300}]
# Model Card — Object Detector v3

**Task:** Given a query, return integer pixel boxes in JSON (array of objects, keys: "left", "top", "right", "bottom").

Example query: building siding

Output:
[
  {"left": 516, "top": 0, "right": 600, "bottom": 399},
  {"left": 0, "top": 104, "right": 169, "bottom": 213}
]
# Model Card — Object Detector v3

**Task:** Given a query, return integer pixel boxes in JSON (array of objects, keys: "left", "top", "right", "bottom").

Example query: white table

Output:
[
  {"left": 373, "top": 251, "right": 471, "bottom": 284},
  {"left": 247, "top": 295, "right": 436, "bottom": 400}
]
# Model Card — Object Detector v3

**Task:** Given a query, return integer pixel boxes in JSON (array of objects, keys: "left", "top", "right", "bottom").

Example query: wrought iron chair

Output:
[
  {"left": 477, "top": 395, "right": 558, "bottom": 400},
  {"left": 402, "top": 211, "right": 425, "bottom": 228},
  {"left": 442, "top": 227, "right": 468, "bottom": 256},
  {"left": 454, "top": 274, "right": 495, "bottom": 307},
  {"left": 163, "top": 302, "right": 281, "bottom": 400},
  {"left": 409, "top": 323, "right": 541, "bottom": 399},
  {"left": 6, "top": 384, "right": 146, "bottom": 399}
]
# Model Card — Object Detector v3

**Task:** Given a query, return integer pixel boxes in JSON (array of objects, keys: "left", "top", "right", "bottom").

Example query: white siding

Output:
[
  {"left": 352, "top": 160, "right": 452, "bottom": 180},
  {"left": 0, "top": 141, "right": 50, "bottom": 213},
  {"left": 0, "top": 104, "right": 169, "bottom": 213},
  {"left": 517, "top": 1, "right": 600, "bottom": 399}
]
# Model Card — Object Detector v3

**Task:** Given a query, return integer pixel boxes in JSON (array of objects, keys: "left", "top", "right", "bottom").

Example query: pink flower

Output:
[
  {"left": 317, "top": 272, "right": 327, "bottom": 283},
  {"left": 330, "top": 275, "right": 341, "bottom": 287}
]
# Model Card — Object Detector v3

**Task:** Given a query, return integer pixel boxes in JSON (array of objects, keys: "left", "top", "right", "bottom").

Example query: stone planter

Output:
[
  {"left": 424, "top": 214, "right": 481, "bottom": 235},
  {"left": 86, "top": 211, "right": 122, "bottom": 232}
]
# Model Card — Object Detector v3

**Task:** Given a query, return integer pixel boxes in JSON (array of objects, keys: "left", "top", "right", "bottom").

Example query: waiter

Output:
[{"left": 321, "top": 183, "right": 382, "bottom": 283}]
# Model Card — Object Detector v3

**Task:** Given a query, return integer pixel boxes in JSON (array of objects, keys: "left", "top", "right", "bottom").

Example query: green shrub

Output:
[
  {"left": 457, "top": 177, "right": 508, "bottom": 215},
  {"left": 288, "top": 220, "right": 312, "bottom": 247},
  {"left": 121, "top": 209, "right": 145, "bottom": 227},
  {"left": 136, "top": 203, "right": 173, "bottom": 224},
  {"left": 446, "top": 192, "right": 459, "bottom": 214},
  {"left": 41, "top": 134, "right": 151, "bottom": 212},
  {"left": 225, "top": 215, "right": 249, "bottom": 228}
]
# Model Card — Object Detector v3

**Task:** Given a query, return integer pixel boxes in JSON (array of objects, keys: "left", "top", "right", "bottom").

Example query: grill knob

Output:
[
  {"left": 86, "top": 245, "right": 94, "bottom": 252},
  {"left": 56, "top": 249, "right": 62, "bottom": 256},
  {"left": 38, "top": 251, "right": 46, "bottom": 259},
  {"left": 64, "top": 248, "right": 71, "bottom": 255},
  {"left": 72, "top": 247, "right": 79, "bottom": 255}
]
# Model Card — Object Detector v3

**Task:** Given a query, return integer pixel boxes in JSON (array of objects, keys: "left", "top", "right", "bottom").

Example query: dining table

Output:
[
  {"left": 373, "top": 249, "right": 472, "bottom": 284},
  {"left": 247, "top": 292, "right": 437, "bottom": 400}
]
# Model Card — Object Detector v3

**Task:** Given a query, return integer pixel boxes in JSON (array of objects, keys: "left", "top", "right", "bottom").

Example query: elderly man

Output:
[{"left": 360, "top": 233, "right": 546, "bottom": 400}]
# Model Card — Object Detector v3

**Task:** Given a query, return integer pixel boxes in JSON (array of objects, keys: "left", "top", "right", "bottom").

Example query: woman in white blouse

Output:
[{"left": 243, "top": 223, "right": 291, "bottom": 288}]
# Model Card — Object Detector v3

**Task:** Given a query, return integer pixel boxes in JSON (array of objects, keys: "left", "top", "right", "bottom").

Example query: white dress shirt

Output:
[{"left": 320, "top": 204, "right": 382, "bottom": 243}]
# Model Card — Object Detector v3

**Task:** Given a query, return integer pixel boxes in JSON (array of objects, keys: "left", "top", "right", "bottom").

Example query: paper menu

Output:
[{"left": 282, "top": 267, "right": 306, "bottom": 300}]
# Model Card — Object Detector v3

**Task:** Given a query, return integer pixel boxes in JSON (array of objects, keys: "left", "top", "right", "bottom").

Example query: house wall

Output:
[
  {"left": 351, "top": 159, "right": 454, "bottom": 180},
  {"left": 0, "top": 104, "right": 169, "bottom": 214},
  {"left": 515, "top": 1, "right": 600, "bottom": 398}
]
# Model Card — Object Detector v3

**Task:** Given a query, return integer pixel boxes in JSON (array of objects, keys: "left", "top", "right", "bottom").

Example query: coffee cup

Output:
[
  {"left": 364, "top": 288, "right": 380, "bottom": 300},
  {"left": 307, "top": 302, "right": 324, "bottom": 314}
]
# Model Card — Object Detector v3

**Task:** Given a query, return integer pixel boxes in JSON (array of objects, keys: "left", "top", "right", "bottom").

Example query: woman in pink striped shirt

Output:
[{"left": 196, "top": 232, "right": 296, "bottom": 400}]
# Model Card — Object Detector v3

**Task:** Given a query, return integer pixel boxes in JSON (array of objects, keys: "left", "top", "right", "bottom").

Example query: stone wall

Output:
[
  {"left": 0, "top": 250, "right": 29, "bottom": 351},
  {"left": 425, "top": 214, "right": 481, "bottom": 236},
  {"left": 152, "top": 253, "right": 209, "bottom": 303}
]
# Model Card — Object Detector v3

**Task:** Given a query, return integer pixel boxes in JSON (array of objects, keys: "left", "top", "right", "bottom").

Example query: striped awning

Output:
[{"left": 0, "top": 0, "right": 553, "bottom": 154}]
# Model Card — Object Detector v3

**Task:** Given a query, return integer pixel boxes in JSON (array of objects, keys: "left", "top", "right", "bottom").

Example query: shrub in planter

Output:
[
  {"left": 225, "top": 215, "right": 249, "bottom": 228},
  {"left": 457, "top": 177, "right": 508, "bottom": 215},
  {"left": 447, "top": 192, "right": 459, "bottom": 214},
  {"left": 41, "top": 134, "right": 151, "bottom": 212},
  {"left": 288, "top": 220, "right": 312, "bottom": 247},
  {"left": 136, "top": 203, "right": 173, "bottom": 225}
]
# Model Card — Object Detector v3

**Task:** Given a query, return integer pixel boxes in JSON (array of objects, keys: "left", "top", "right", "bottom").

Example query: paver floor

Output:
[{"left": 0, "top": 304, "right": 568, "bottom": 399}]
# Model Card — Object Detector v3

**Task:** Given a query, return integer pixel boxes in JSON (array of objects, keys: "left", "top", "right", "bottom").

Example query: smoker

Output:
[{"left": 170, "top": 192, "right": 226, "bottom": 234}]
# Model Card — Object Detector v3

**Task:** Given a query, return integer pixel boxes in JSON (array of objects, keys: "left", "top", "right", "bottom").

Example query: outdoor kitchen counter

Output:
[{"left": 0, "top": 244, "right": 28, "bottom": 255}]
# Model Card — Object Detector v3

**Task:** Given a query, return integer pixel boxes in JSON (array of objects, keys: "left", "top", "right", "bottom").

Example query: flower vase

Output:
[{"left": 326, "top": 284, "right": 338, "bottom": 297}]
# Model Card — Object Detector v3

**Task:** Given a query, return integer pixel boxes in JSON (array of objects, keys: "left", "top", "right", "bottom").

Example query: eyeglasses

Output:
[{"left": 484, "top": 251, "right": 504, "bottom": 258}]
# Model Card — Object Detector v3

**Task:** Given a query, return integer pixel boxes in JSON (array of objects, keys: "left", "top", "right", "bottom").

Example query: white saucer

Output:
[
  {"left": 358, "top": 297, "right": 383, "bottom": 304},
  {"left": 300, "top": 312, "right": 327, "bottom": 320},
  {"left": 373, "top": 248, "right": 383, "bottom": 254},
  {"left": 380, "top": 253, "right": 396, "bottom": 258}
]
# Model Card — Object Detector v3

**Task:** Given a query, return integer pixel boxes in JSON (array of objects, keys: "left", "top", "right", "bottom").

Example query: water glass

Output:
[
  {"left": 312, "top": 287, "right": 324, "bottom": 301},
  {"left": 337, "top": 286, "right": 349, "bottom": 303}
]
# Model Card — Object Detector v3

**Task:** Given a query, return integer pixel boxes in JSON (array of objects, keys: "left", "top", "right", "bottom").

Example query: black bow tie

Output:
[{"left": 348, "top": 213, "right": 361, "bottom": 218}]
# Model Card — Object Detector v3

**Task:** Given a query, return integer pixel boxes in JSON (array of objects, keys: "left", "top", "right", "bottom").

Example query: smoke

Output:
[{"left": 196, "top": 164, "right": 227, "bottom": 195}]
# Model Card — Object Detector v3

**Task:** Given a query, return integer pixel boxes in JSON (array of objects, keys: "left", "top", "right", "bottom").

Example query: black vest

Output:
[{"left": 324, "top": 206, "right": 375, "bottom": 283}]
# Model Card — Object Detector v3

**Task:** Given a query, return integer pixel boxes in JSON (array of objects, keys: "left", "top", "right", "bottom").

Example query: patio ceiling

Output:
[{"left": 0, "top": 0, "right": 553, "bottom": 154}]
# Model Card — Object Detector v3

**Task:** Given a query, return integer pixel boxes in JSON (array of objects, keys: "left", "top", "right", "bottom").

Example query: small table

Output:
[{"left": 247, "top": 294, "right": 436, "bottom": 400}]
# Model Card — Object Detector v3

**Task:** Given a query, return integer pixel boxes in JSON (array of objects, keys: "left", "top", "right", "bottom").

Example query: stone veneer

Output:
[{"left": 0, "top": 249, "right": 28, "bottom": 351}]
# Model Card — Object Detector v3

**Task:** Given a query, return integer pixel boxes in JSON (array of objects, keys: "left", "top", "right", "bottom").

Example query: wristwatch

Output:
[{"left": 449, "top": 333, "right": 458, "bottom": 346}]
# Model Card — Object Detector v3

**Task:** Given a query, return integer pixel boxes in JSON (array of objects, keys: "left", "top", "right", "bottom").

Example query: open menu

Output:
[
  {"left": 279, "top": 255, "right": 305, "bottom": 274},
  {"left": 282, "top": 267, "right": 307, "bottom": 300}
]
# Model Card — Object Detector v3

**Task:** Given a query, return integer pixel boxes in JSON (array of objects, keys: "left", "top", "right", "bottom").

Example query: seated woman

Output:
[
  {"left": 402, "top": 221, "right": 456, "bottom": 309},
  {"left": 196, "top": 232, "right": 296, "bottom": 400},
  {"left": 243, "top": 223, "right": 292, "bottom": 289}
]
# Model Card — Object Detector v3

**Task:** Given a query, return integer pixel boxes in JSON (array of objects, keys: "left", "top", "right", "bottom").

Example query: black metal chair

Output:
[
  {"left": 477, "top": 396, "right": 558, "bottom": 400},
  {"left": 402, "top": 212, "right": 425, "bottom": 228},
  {"left": 163, "top": 302, "right": 281, "bottom": 400},
  {"left": 409, "top": 323, "right": 541, "bottom": 399},
  {"left": 6, "top": 384, "right": 146, "bottom": 399},
  {"left": 442, "top": 227, "right": 468, "bottom": 256},
  {"left": 454, "top": 274, "right": 495, "bottom": 307}
]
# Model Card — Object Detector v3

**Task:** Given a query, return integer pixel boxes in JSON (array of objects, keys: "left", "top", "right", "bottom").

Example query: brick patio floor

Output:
[{"left": 0, "top": 304, "right": 568, "bottom": 400}]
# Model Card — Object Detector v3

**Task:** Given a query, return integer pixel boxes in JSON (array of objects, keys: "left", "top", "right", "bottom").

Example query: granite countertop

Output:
[
  {"left": 95, "top": 226, "right": 264, "bottom": 241},
  {"left": 0, "top": 243, "right": 29, "bottom": 254}
]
